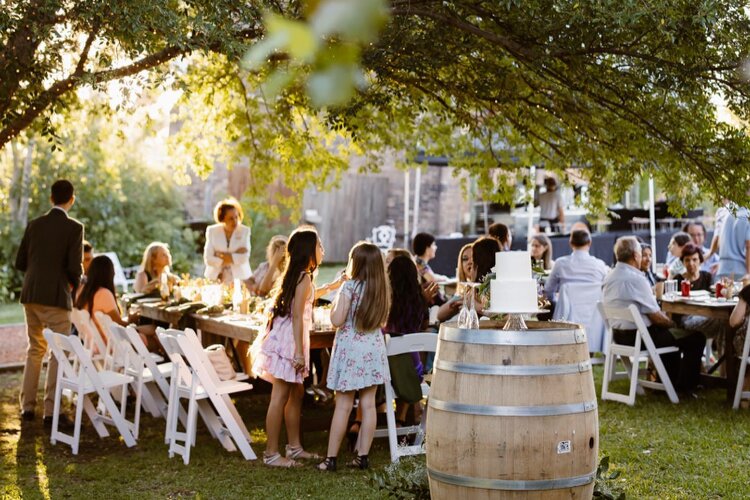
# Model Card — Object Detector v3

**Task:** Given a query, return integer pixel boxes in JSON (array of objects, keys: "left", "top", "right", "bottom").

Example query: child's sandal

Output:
[
  {"left": 349, "top": 454, "right": 369, "bottom": 470},
  {"left": 286, "top": 444, "right": 321, "bottom": 460},
  {"left": 317, "top": 456, "right": 337, "bottom": 472},
  {"left": 263, "top": 452, "right": 301, "bottom": 468}
]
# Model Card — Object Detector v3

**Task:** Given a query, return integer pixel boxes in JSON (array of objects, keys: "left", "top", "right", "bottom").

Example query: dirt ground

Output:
[{"left": 0, "top": 324, "right": 26, "bottom": 365}]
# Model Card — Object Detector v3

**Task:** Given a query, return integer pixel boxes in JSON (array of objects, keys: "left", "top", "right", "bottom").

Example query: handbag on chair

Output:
[{"left": 204, "top": 344, "right": 236, "bottom": 381}]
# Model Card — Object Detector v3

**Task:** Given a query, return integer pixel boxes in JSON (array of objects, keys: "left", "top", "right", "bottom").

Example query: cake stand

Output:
[{"left": 482, "top": 309, "right": 549, "bottom": 330}]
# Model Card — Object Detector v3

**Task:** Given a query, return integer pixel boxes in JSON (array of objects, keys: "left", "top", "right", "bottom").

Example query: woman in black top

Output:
[{"left": 675, "top": 244, "right": 722, "bottom": 343}]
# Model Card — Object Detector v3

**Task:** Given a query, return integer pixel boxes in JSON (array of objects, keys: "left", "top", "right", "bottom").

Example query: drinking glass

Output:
[
  {"left": 457, "top": 283, "right": 471, "bottom": 328},
  {"left": 466, "top": 284, "right": 480, "bottom": 329}
]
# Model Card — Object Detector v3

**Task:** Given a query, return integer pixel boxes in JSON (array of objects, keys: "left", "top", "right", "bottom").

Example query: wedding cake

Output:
[{"left": 490, "top": 251, "right": 539, "bottom": 313}]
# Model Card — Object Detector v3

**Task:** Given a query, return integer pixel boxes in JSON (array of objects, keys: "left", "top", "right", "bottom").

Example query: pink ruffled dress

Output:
[{"left": 251, "top": 278, "right": 313, "bottom": 384}]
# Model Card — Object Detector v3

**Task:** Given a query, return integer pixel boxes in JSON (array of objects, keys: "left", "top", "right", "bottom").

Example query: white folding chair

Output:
[
  {"left": 43, "top": 329, "right": 137, "bottom": 454},
  {"left": 71, "top": 308, "right": 109, "bottom": 367},
  {"left": 101, "top": 323, "right": 145, "bottom": 438},
  {"left": 371, "top": 332, "right": 436, "bottom": 462},
  {"left": 733, "top": 321, "right": 750, "bottom": 409},
  {"left": 553, "top": 282, "right": 606, "bottom": 356},
  {"left": 158, "top": 328, "right": 256, "bottom": 464},
  {"left": 599, "top": 303, "right": 680, "bottom": 405}
]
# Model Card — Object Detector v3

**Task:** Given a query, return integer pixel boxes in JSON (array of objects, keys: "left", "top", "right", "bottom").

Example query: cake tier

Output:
[
  {"left": 493, "top": 251, "right": 532, "bottom": 280},
  {"left": 490, "top": 279, "right": 538, "bottom": 313}
]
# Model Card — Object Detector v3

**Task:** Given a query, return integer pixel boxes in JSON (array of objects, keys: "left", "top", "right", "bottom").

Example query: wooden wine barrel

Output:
[{"left": 426, "top": 320, "right": 598, "bottom": 499}]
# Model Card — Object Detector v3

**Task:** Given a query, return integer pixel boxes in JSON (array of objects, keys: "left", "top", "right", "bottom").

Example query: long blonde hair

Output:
[
  {"left": 347, "top": 242, "right": 390, "bottom": 332},
  {"left": 139, "top": 242, "right": 172, "bottom": 277}
]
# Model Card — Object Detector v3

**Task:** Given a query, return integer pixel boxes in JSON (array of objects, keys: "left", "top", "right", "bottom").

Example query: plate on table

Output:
[{"left": 137, "top": 297, "right": 163, "bottom": 304}]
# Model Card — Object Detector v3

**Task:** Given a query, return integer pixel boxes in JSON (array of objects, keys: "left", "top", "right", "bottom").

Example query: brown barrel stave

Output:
[{"left": 426, "top": 321, "right": 599, "bottom": 499}]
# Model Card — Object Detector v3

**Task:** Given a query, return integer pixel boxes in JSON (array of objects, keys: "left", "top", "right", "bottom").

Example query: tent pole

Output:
[{"left": 648, "top": 176, "right": 657, "bottom": 271}]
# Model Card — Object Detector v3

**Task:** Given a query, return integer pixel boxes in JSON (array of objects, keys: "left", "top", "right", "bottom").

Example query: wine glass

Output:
[
  {"left": 467, "top": 283, "right": 479, "bottom": 329},
  {"left": 457, "top": 283, "right": 471, "bottom": 328}
]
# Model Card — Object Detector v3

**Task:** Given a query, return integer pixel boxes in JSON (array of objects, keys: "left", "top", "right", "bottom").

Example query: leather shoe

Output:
[
  {"left": 21, "top": 410, "right": 35, "bottom": 421},
  {"left": 44, "top": 414, "right": 74, "bottom": 431}
]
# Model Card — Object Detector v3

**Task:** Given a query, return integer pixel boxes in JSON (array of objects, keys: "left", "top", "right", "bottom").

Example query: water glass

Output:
[{"left": 664, "top": 280, "right": 677, "bottom": 297}]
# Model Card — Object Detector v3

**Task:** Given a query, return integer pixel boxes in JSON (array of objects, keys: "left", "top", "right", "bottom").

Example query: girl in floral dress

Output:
[
  {"left": 318, "top": 242, "right": 391, "bottom": 471},
  {"left": 252, "top": 227, "right": 344, "bottom": 468}
]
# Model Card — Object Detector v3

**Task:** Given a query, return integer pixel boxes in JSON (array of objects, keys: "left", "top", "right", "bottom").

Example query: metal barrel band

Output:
[
  {"left": 429, "top": 398, "right": 597, "bottom": 416},
  {"left": 439, "top": 328, "right": 586, "bottom": 346},
  {"left": 427, "top": 468, "right": 596, "bottom": 491},
  {"left": 435, "top": 359, "right": 591, "bottom": 376}
]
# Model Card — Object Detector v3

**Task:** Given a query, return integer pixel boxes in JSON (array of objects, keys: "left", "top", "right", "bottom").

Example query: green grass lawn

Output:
[
  {"left": 1, "top": 363, "right": 750, "bottom": 498},
  {"left": 0, "top": 302, "right": 23, "bottom": 325}
]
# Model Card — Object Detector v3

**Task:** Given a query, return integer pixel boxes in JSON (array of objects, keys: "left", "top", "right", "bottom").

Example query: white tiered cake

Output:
[{"left": 490, "top": 251, "right": 539, "bottom": 313}]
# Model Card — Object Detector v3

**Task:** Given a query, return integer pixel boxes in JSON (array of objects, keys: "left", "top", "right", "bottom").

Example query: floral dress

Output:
[
  {"left": 250, "top": 273, "right": 312, "bottom": 384},
  {"left": 327, "top": 280, "right": 390, "bottom": 392}
]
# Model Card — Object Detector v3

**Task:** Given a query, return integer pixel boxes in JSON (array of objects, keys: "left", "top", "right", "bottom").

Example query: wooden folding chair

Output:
[
  {"left": 733, "top": 320, "right": 750, "bottom": 409},
  {"left": 370, "top": 332, "right": 436, "bottom": 462},
  {"left": 43, "top": 329, "right": 137, "bottom": 454},
  {"left": 599, "top": 303, "right": 680, "bottom": 405}
]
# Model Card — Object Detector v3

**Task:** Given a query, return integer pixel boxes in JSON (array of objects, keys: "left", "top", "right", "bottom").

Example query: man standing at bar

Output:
[{"left": 15, "top": 179, "right": 84, "bottom": 426}]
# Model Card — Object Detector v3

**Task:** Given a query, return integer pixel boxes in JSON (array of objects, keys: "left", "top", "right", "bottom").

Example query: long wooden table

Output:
[
  {"left": 135, "top": 301, "right": 336, "bottom": 348},
  {"left": 660, "top": 296, "right": 737, "bottom": 401}
]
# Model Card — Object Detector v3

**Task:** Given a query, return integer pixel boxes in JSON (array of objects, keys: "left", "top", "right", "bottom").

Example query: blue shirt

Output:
[
  {"left": 544, "top": 249, "right": 609, "bottom": 297},
  {"left": 717, "top": 208, "right": 750, "bottom": 278},
  {"left": 602, "top": 262, "right": 660, "bottom": 329}
]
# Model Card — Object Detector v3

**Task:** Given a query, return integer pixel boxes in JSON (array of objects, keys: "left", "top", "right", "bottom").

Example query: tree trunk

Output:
[{"left": 17, "top": 140, "right": 34, "bottom": 226}]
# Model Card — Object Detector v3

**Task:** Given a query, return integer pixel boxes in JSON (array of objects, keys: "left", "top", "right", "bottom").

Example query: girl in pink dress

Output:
[{"left": 252, "top": 227, "right": 344, "bottom": 467}]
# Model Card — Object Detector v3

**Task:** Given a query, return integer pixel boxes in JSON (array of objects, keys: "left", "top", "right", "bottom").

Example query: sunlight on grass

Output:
[
  {"left": 35, "top": 439, "right": 51, "bottom": 500},
  {"left": 0, "top": 402, "right": 21, "bottom": 498}
]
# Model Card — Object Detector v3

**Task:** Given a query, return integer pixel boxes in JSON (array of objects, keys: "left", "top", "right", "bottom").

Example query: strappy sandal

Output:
[
  {"left": 349, "top": 454, "right": 369, "bottom": 470},
  {"left": 263, "top": 452, "right": 301, "bottom": 468},
  {"left": 286, "top": 444, "right": 321, "bottom": 461},
  {"left": 317, "top": 456, "right": 337, "bottom": 472}
]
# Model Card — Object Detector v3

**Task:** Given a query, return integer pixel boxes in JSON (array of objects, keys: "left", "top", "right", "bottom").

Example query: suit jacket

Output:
[
  {"left": 15, "top": 208, "right": 84, "bottom": 310},
  {"left": 203, "top": 223, "right": 252, "bottom": 281}
]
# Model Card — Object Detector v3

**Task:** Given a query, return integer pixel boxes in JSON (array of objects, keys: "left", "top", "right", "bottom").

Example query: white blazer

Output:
[{"left": 203, "top": 223, "right": 252, "bottom": 281}]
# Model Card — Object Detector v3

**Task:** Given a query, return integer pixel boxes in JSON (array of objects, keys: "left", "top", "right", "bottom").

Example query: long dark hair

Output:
[
  {"left": 472, "top": 237, "right": 501, "bottom": 282},
  {"left": 386, "top": 255, "right": 426, "bottom": 333},
  {"left": 347, "top": 242, "right": 390, "bottom": 331},
  {"left": 271, "top": 228, "right": 319, "bottom": 320},
  {"left": 75, "top": 255, "right": 118, "bottom": 314}
]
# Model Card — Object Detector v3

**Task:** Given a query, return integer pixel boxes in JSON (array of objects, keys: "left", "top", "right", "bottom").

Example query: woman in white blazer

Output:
[{"left": 203, "top": 198, "right": 252, "bottom": 283}]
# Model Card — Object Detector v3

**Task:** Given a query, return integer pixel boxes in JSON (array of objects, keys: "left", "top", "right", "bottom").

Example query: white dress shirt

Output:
[{"left": 544, "top": 249, "right": 609, "bottom": 297}]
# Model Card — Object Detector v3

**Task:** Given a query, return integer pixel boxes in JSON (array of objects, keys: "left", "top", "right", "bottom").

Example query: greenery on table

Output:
[
  {"left": 3, "top": 0, "right": 750, "bottom": 214},
  {"left": 2, "top": 367, "right": 750, "bottom": 498}
]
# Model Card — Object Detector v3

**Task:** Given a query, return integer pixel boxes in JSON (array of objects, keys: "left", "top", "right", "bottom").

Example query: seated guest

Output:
[
  {"left": 674, "top": 244, "right": 724, "bottom": 342},
  {"left": 383, "top": 255, "right": 429, "bottom": 424},
  {"left": 456, "top": 243, "right": 473, "bottom": 282},
  {"left": 544, "top": 230, "right": 608, "bottom": 298},
  {"left": 639, "top": 244, "right": 662, "bottom": 286},
  {"left": 683, "top": 221, "right": 719, "bottom": 274},
  {"left": 133, "top": 242, "right": 177, "bottom": 294},
  {"left": 386, "top": 248, "right": 413, "bottom": 266},
  {"left": 603, "top": 236, "right": 705, "bottom": 394},
  {"left": 665, "top": 232, "right": 691, "bottom": 278},
  {"left": 488, "top": 222, "right": 512, "bottom": 251},
  {"left": 248, "top": 235, "right": 287, "bottom": 297},
  {"left": 412, "top": 232, "right": 441, "bottom": 282},
  {"left": 82, "top": 240, "right": 94, "bottom": 275},
  {"left": 529, "top": 234, "right": 553, "bottom": 270},
  {"left": 76, "top": 256, "right": 159, "bottom": 352},
  {"left": 204, "top": 197, "right": 252, "bottom": 284},
  {"left": 471, "top": 237, "right": 501, "bottom": 283},
  {"left": 730, "top": 284, "right": 750, "bottom": 356}
]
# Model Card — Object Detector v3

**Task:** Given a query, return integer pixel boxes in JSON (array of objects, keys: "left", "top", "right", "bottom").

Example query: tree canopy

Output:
[{"left": 3, "top": 0, "right": 750, "bottom": 210}]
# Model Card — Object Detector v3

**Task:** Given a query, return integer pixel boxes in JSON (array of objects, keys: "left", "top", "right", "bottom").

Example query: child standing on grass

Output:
[
  {"left": 318, "top": 242, "right": 391, "bottom": 471},
  {"left": 252, "top": 227, "right": 344, "bottom": 468}
]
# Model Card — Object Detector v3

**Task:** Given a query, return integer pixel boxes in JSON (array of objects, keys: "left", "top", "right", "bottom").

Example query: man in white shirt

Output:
[
  {"left": 538, "top": 177, "right": 565, "bottom": 231},
  {"left": 602, "top": 236, "right": 704, "bottom": 393},
  {"left": 682, "top": 221, "right": 718, "bottom": 274},
  {"left": 544, "top": 229, "right": 608, "bottom": 298}
]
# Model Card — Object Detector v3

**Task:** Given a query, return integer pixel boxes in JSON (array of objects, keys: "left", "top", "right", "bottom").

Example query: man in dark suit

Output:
[{"left": 15, "top": 179, "right": 84, "bottom": 424}]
